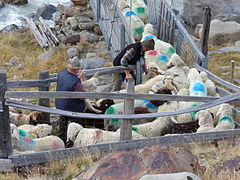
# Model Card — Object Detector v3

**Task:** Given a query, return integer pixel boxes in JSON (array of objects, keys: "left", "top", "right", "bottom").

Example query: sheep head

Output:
[
  {"left": 167, "top": 53, "right": 185, "bottom": 68},
  {"left": 216, "top": 103, "right": 232, "bottom": 117},
  {"left": 195, "top": 110, "right": 213, "bottom": 126},
  {"left": 199, "top": 71, "right": 208, "bottom": 83},
  {"left": 67, "top": 122, "right": 83, "bottom": 143},
  {"left": 29, "top": 111, "right": 45, "bottom": 125},
  {"left": 34, "top": 124, "right": 52, "bottom": 138}
]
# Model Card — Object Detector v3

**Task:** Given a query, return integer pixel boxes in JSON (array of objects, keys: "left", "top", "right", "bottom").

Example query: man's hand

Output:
[
  {"left": 124, "top": 70, "right": 133, "bottom": 80},
  {"left": 77, "top": 70, "right": 85, "bottom": 80}
]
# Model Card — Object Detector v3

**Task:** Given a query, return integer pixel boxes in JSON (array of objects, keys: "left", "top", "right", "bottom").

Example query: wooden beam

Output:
[
  {"left": 9, "top": 129, "right": 240, "bottom": 167},
  {"left": 0, "top": 71, "right": 12, "bottom": 158},
  {"left": 120, "top": 79, "right": 134, "bottom": 141},
  {"left": 5, "top": 92, "right": 240, "bottom": 119},
  {"left": 7, "top": 80, "right": 51, "bottom": 88},
  {"left": 0, "top": 159, "right": 13, "bottom": 172}
]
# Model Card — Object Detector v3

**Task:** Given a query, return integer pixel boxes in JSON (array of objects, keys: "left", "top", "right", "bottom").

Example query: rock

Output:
[
  {"left": 172, "top": 0, "right": 240, "bottom": 27},
  {"left": 52, "top": 11, "right": 62, "bottom": 23},
  {"left": 0, "top": 24, "right": 19, "bottom": 33},
  {"left": 67, "top": 48, "right": 79, "bottom": 58},
  {"left": 94, "top": 25, "right": 102, "bottom": 35},
  {"left": 9, "top": 57, "right": 21, "bottom": 64},
  {"left": 208, "top": 46, "right": 240, "bottom": 55},
  {"left": 194, "top": 24, "right": 202, "bottom": 39},
  {"left": 57, "top": 34, "right": 66, "bottom": 43},
  {"left": 0, "top": 0, "right": 4, "bottom": 8},
  {"left": 74, "top": 14, "right": 92, "bottom": 23},
  {"left": 199, "top": 19, "right": 240, "bottom": 45},
  {"left": 17, "top": 64, "right": 24, "bottom": 70},
  {"left": 235, "top": 41, "right": 240, "bottom": 46},
  {"left": 65, "top": 35, "right": 80, "bottom": 45},
  {"left": 71, "top": 0, "right": 88, "bottom": 6},
  {"left": 214, "top": 158, "right": 240, "bottom": 176},
  {"left": 38, "top": 48, "right": 55, "bottom": 60},
  {"left": 65, "top": 16, "right": 79, "bottom": 31},
  {"left": 78, "top": 21, "right": 95, "bottom": 30},
  {"left": 86, "top": 52, "right": 96, "bottom": 58},
  {"left": 12, "top": 0, "right": 28, "bottom": 5},
  {"left": 79, "top": 56, "right": 106, "bottom": 70},
  {"left": 80, "top": 30, "right": 99, "bottom": 43},
  {"left": 4, "top": 62, "right": 13, "bottom": 67},
  {"left": 34, "top": 4, "right": 57, "bottom": 20},
  {"left": 74, "top": 146, "right": 205, "bottom": 180},
  {"left": 140, "top": 172, "right": 202, "bottom": 180}
]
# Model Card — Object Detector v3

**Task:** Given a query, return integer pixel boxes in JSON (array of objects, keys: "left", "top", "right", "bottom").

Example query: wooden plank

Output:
[
  {"left": 200, "top": 7, "right": 211, "bottom": 56},
  {"left": 5, "top": 91, "right": 240, "bottom": 104},
  {"left": 0, "top": 71, "right": 12, "bottom": 158},
  {"left": 233, "top": 78, "right": 240, "bottom": 85},
  {"left": 0, "top": 159, "right": 13, "bottom": 172},
  {"left": 136, "top": 59, "right": 142, "bottom": 85},
  {"left": 7, "top": 80, "right": 51, "bottom": 88},
  {"left": 5, "top": 92, "right": 240, "bottom": 119},
  {"left": 120, "top": 79, "right": 134, "bottom": 141},
  {"left": 194, "top": 64, "right": 240, "bottom": 92},
  {"left": 0, "top": 102, "right": 3, "bottom": 113},
  {"left": 9, "top": 129, "right": 240, "bottom": 167},
  {"left": 157, "top": 1, "right": 163, "bottom": 39},
  {"left": 26, "top": 18, "right": 48, "bottom": 48},
  {"left": 38, "top": 71, "right": 50, "bottom": 124}
]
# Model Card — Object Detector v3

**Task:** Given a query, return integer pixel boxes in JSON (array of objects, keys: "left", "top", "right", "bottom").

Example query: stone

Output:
[
  {"left": 12, "top": 0, "right": 28, "bottom": 5},
  {"left": 74, "top": 14, "right": 92, "bottom": 23},
  {"left": 57, "top": 34, "right": 66, "bottom": 43},
  {"left": 199, "top": 19, "right": 240, "bottom": 45},
  {"left": 34, "top": 4, "right": 57, "bottom": 20},
  {"left": 79, "top": 56, "right": 106, "bottom": 70},
  {"left": 17, "top": 64, "right": 24, "bottom": 70},
  {"left": 140, "top": 172, "right": 202, "bottom": 180},
  {"left": 74, "top": 146, "right": 205, "bottom": 180},
  {"left": 80, "top": 30, "right": 99, "bottom": 43},
  {"left": 38, "top": 48, "right": 55, "bottom": 60},
  {"left": 214, "top": 158, "right": 240, "bottom": 176},
  {"left": 0, "top": 0, "right": 4, "bottom": 8},
  {"left": 67, "top": 48, "right": 79, "bottom": 58},
  {"left": 78, "top": 22, "right": 95, "bottom": 30},
  {"left": 94, "top": 25, "right": 102, "bottom": 35},
  {"left": 194, "top": 24, "right": 202, "bottom": 39},
  {"left": 0, "top": 24, "right": 19, "bottom": 33},
  {"left": 65, "top": 35, "right": 80, "bottom": 45},
  {"left": 52, "top": 11, "right": 62, "bottom": 23},
  {"left": 71, "top": 0, "right": 88, "bottom": 6},
  {"left": 86, "top": 52, "right": 96, "bottom": 58},
  {"left": 9, "top": 57, "right": 21, "bottom": 64},
  {"left": 235, "top": 41, "right": 240, "bottom": 46},
  {"left": 4, "top": 62, "right": 13, "bottom": 67}
]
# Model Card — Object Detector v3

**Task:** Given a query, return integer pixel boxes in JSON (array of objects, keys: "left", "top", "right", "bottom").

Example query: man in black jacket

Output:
[{"left": 113, "top": 38, "right": 155, "bottom": 80}]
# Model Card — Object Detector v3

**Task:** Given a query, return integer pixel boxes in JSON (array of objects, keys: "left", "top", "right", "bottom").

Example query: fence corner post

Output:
[
  {"left": 0, "top": 71, "right": 12, "bottom": 158},
  {"left": 120, "top": 78, "right": 134, "bottom": 141},
  {"left": 38, "top": 70, "right": 50, "bottom": 124},
  {"left": 96, "top": 0, "right": 101, "bottom": 22}
]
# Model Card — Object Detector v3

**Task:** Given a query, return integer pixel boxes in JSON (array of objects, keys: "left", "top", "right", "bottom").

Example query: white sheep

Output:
[
  {"left": 18, "top": 124, "right": 52, "bottom": 139},
  {"left": 205, "top": 79, "right": 217, "bottom": 96},
  {"left": 199, "top": 71, "right": 208, "bottom": 83},
  {"left": 10, "top": 124, "right": 65, "bottom": 152},
  {"left": 140, "top": 172, "right": 202, "bottom": 180},
  {"left": 9, "top": 111, "right": 43, "bottom": 126},
  {"left": 154, "top": 39, "right": 176, "bottom": 57},
  {"left": 67, "top": 122, "right": 145, "bottom": 147},
  {"left": 142, "top": 23, "right": 156, "bottom": 37},
  {"left": 127, "top": 0, "right": 148, "bottom": 23},
  {"left": 82, "top": 71, "right": 99, "bottom": 92},
  {"left": 211, "top": 103, "right": 235, "bottom": 131},
  {"left": 195, "top": 110, "right": 214, "bottom": 133},
  {"left": 122, "top": 8, "right": 145, "bottom": 41}
]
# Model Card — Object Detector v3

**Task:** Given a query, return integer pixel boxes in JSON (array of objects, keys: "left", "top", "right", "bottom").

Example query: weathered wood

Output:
[
  {"left": 26, "top": 18, "right": 48, "bottom": 48},
  {"left": 136, "top": 59, "right": 142, "bottom": 85},
  {"left": 9, "top": 129, "right": 240, "bottom": 167},
  {"left": 233, "top": 78, "right": 240, "bottom": 85},
  {"left": 231, "top": 60, "right": 235, "bottom": 83},
  {"left": 200, "top": 7, "right": 211, "bottom": 56},
  {"left": 0, "top": 71, "right": 12, "bottom": 158},
  {"left": 194, "top": 64, "right": 240, "bottom": 92},
  {"left": 38, "top": 71, "right": 50, "bottom": 124},
  {"left": 5, "top": 91, "right": 240, "bottom": 104},
  {"left": 96, "top": 0, "right": 101, "bottom": 22},
  {"left": 5, "top": 92, "right": 240, "bottom": 119},
  {"left": 169, "top": 14, "right": 175, "bottom": 45},
  {"left": 120, "top": 79, "right": 134, "bottom": 141},
  {"left": 0, "top": 102, "right": 3, "bottom": 113},
  {"left": 0, "top": 159, "right": 13, "bottom": 172},
  {"left": 7, "top": 80, "right": 51, "bottom": 88},
  {"left": 39, "top": 17, "right": 59, "bottom": 46}
]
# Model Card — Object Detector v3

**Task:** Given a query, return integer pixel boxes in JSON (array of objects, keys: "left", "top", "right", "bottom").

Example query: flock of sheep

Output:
[{"left": 9, "top": 0, "right": 235, "bottom": 154}]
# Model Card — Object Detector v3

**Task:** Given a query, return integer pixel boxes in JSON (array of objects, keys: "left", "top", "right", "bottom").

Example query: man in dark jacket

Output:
[
  {"left": 55, "top": 57, "right": 85, "bottom": 144},
  {"left": 113, "top": 38, "right": 155, "bottom": 81}
]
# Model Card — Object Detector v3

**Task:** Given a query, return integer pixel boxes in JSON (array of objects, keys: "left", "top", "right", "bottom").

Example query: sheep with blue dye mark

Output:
[
  {"left": 17, "top": 124, "right": 52, "bottom": 139},
  {"left": 122, "top": 7, "right": 145, "bottom": 41},
  {"left": 211, "top": 103, "right": 235, "bottom": 131},
  {"left": 66, "top": 122, "right": 145, "bottom": 147},
  {"left": 10, "top": 124, "right": 65, "bottom": 152},
  {"left": 127, "top": 0, "right": 148, "bottom": 23},
  {"left": 199, "top": 71, "right": 218, "bottom": 96}
]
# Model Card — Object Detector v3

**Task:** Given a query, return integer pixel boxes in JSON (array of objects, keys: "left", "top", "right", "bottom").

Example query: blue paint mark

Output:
[
  {"left": 124, "top": 11, "right": 137, "bottom": 17},
  {"left": 143, "top": 35, "right": 157, "bottom": 40},
  {"left": 144, "top": 102, "right": 157, "bottom": 111},
  {"left": 157, "top": 55, "right": 169, "bottom": 62},
  {"left": 191, "top": 82, "right": 206, "bottom": 93}
]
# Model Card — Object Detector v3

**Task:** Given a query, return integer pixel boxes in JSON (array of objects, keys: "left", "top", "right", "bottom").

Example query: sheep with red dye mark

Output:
[
  {"left": 195, "top": 110, "right": 214, "bottom": 133},
  {"left": 10, "top": 124, "right": 65, "bottom": 152},
  {"left": 66, "top": 122, "right": 145, "bottom": 147}
]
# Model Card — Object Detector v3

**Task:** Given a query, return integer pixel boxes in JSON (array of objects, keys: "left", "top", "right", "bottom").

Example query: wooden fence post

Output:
[
  {"left": 38, "top": 71, "right": 50, "bottom": 124},
  {"left": 200, "top": 6, "right": 211, "bottom": 68},
  {"left": 136, "top": 59, "right": 142, "bottom": 85},
  {"left": 120, "top": 78, "right": 134, "bottom": 141},
  {"left": 96, "top": 0, "right": 101, "bottom": 22},
  {"left": 0, "top": 71, "right": 12, "bottom": 158},
  {"left": 231, "top": 60, "right": 235, "bottom": 83}
]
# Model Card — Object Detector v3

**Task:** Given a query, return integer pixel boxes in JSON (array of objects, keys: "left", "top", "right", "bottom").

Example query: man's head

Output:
[
  {"left": 141, "top": 38, "right": 155, "bottom": 52},
  {"left": 68, "top": 56, "right": 82, "bottom": 70}
]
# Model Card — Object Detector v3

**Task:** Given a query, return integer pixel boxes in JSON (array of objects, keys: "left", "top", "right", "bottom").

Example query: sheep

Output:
[
  {"left": 9, "top": 111, "right": 45, "bottom": 126},
  {"left": 122, "top": 8, "right": 145, "bottom": 41},
  {"left": 195, "top": 110, "right": 214, "bottom": 133},
  {"left": 199, "top": 71, "right": 208, "bottom": 83},
  {"left": 205, "top": 79, "right": 217, "bottom": 96},
  {"left": 10, "top": 124, "right": 65, "bottom": 152},
  {"left": 82, "top": 71, "right": 99, "bottom": 92},
  {"left": 144, "top": 50, "right": 170, "bottom": 71},
  {"left": 142, "top": 23, "right": 156, "bottom": 37},
  {"left": 139, "top": 172, "right": 202, "bottom": 180},
  {"left": 18, "top": 124, "right": 52, "bottom": 139},
  {"left": 154, "top": 39, "right": 176, "bottom": 57},
  {"left": 127, "top": 0, "right": 148, "bottom": 23},
  {"left": 66, "top": 122, "right": 145, "bottom": 147},
  {"left": 142, "top": 66, "right": 164, "bottom": 82},
  {"left": 211, "top": 103, "right": 235, "bottom": 131}
]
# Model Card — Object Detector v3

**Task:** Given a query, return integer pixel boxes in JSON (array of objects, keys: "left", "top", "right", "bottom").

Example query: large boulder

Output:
[
  {"left": 167, "top": 0, "right": 240, "bottom": 27},
  {"left": 0, "top": 24, "right": 19, "bottom": 33},
  {"left": 214, "top": 158, "right": 240, "bottom": 177},
  {"left": 34, "top": 4, "right": 57, "bottom": 20},
  {"left": 71, "top": 0, "right": 88, "bottom": 6},
  {"left": 0, "top": 0, "right": 4, "bottom": 8},
  {"left": 74, "top": 146, "right": 205, "bottom": 180},
  {"left": 199, "top": 19, "right": 240, "bottom": 45},
  {"left": 2, "top": 0, "right": 28, "bottom": 5}
]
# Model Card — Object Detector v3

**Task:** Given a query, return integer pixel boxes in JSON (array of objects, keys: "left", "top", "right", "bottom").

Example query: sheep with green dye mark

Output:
[
  {"left": 17, "top": 124, "right": 52, "bottom": 139},
  {"left": 10, "top": 124, "right": 65, "bottom": 152},
  {"left": 127, "top": 0, "right": 148, "bottom": 23},
  {"left": 211, "top": 103, "right": 235, "bottom": 131}
]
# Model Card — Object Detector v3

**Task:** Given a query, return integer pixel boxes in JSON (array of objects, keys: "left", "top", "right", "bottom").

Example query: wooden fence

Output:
[{"left": 1, "top": 0, "right": 240, "bottom": 172}]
